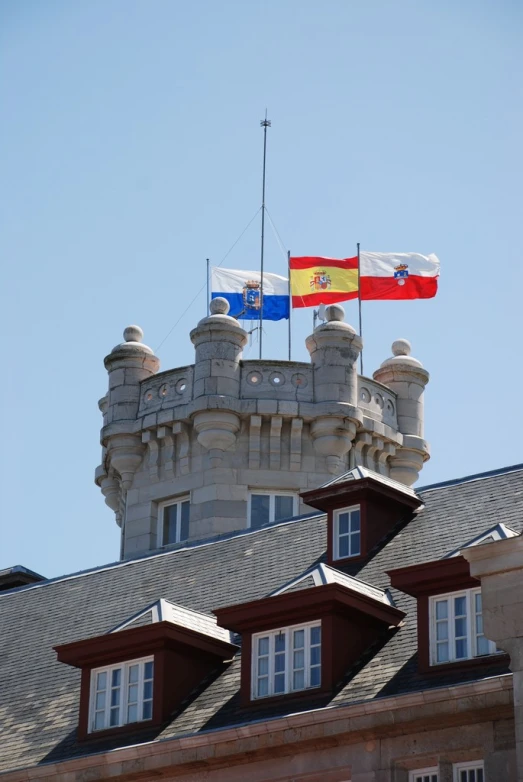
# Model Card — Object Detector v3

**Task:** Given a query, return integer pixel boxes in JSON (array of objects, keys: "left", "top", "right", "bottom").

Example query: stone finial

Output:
[
  {"left": 378, "top": 339, "right": 424, "bottom": 370},
  {"left": 209, "top": 297, "right": 230, "bottom": 315},
  {"left": 123, "top": 325, "right": 144, "bottom": 343},
  {"left": 392, "top": 338, "right": 410, "bottom": 356},
  {"left": 324, "top": 303, "right": 345, "bottom": 322}
]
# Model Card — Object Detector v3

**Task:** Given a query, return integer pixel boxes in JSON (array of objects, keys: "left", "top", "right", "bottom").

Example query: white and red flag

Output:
[{"left": 359, "top": 251, "right": 440, "bottom": 300}]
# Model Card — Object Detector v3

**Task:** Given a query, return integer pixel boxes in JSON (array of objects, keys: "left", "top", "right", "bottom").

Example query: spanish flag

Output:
[{"left": 289, "top": 256, "right": 359, "bottom": 309}]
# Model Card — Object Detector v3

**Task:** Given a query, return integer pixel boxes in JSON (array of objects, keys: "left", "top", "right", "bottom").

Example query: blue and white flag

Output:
[{"left": 211, "top": 267, "right": 290, "bottom": 321}]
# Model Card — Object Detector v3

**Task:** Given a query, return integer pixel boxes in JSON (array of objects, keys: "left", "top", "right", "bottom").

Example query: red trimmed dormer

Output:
[
  {"left": 301, "top": 467, "right": 423, "bottom": 566},
  {"left": 214, "top": 562, "right": 404, "bottom": 707},
  {"left": 55, "top": 599, "right": 238, "bottom": 741}
]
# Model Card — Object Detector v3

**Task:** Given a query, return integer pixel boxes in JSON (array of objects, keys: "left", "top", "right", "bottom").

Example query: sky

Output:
[{"left": 1, "top": 0, "right": 522, "bottom": 579}]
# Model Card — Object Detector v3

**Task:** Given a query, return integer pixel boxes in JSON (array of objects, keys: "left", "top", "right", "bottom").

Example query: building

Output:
[{"left": 1, "top": 300, "right": 522, "bottom": 781}]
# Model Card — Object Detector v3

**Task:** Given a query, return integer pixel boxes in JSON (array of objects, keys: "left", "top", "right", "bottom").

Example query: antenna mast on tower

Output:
[{"left": 259, "top": 111, "right": 271, "bottom": 359}]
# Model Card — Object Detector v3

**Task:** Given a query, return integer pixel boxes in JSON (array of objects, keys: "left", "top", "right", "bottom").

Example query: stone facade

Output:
[{"left": 95, "top": 300, "right": 430, "bottom": 559}]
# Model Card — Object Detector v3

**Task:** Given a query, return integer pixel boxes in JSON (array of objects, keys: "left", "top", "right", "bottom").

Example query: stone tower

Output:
[{"left": 95, "top": 300, "right": 430, "bottom": 559}]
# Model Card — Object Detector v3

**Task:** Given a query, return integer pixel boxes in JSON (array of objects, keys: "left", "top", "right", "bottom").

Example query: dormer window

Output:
[
  {"left": 252, "top": 621, "right": 321, "bottom": 698},
  {"left": 90, "top": 657, "right": 154, "bottom": 732},
  {"left": 333, "top": 505, "right": 361, "bottom": 559},
  {"left": 430, "top": 588, "right": 496, "bottom": 665},
  {"left": 159, "top": 496, "right": 190, "bottom": 546},
  {"left": 249, "top": 491, "right": 298, "bottom": 529}
]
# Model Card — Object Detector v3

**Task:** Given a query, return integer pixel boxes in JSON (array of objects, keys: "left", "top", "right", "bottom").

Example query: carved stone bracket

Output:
[
  {"left": 142, "top": 430, "right": 160, "bottom": 482},
  {"left": 157, "top": 425, "right": 175, "bottom": 480},
  {"left": 290, "top": 418, "right": 303, "bottom": 472},
  {"left": 173, "top": 421, "right": 191, "bottom": 475},
  {"left": 270, "top": 416, "right": 283, "bottom": 470}
]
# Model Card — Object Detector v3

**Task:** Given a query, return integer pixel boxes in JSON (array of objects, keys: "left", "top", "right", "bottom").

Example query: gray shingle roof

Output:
[{"left": 0, "top": 464, "right": 522, "bottom": 773}]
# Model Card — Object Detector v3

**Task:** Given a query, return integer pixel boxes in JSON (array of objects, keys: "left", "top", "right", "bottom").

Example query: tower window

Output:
[
  {"left": 158, "top": 497, "right": 190, "bottom": 546},
  {"left": 248, "top": 491, "right": 298, "bottom": 529},
  {"left": 453, "top": 762, "right": 484, "bottom": 782},
  {"left": 89, "top": 657, "right": 154, "bottom": 733},
  {"left": 333, "top": 505, "right": 361, "bottom": 560}
]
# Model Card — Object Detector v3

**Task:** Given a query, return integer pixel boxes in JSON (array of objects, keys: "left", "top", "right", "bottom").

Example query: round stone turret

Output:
[
  {"left": 305, "top": 305, "right": 363, "bottom": 473},
  {"left": 373, "top": 339, "right": 430, "bottom": 486},
  {"left": 190, "top": 300, "right": 248, "bottom": 466}
]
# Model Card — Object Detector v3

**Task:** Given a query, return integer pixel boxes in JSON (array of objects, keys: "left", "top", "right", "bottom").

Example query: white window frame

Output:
[
  {"left": 333, "top": 504, "right": 361, "bottom": 560},
  {"left": 409, "top": 769, "right": 439, "bottom": 782},
  {"left": 89, "top": 656, "right": 154, "bottom": 733},
  {"left": 158, "top": 495, "right": 190, "bottom": 546},
  {"left": 453, "top": 760, "right": 484, "bottom": 782},
  {"left": 429, "top": 588, "right": 497, "bottom": 666},
  {"left": 247, "top": 490, "right": 298, "bottom": 528},
  {"left": 251, "top": 620, "right": 321, "bottom": 699}
]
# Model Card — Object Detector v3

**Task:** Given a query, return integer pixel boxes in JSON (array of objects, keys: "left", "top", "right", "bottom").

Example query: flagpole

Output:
[
  {"left": 259, "top": 111, "right": 271, "bottom": 359},
  {"left": 206, "top": 258, "right": 210, "bottom": 316},
  {"left": 357, "top": 242, "right": 363, "bottom": 375},
  {"left": 287, "top": 250, "right": 292, "bottom": 360}
]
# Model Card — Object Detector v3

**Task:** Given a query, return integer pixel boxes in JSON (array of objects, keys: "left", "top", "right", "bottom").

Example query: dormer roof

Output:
[
  {"left": 445, "top": 522, "right": 518, "bottom": 558},
  {"left": 321, "top": 466, "right": 420, "bottom": 500}
]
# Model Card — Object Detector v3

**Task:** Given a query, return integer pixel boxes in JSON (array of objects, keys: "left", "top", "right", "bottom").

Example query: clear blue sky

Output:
[{"left": 1, "top": 0, "right": 522, "bottom": 579}]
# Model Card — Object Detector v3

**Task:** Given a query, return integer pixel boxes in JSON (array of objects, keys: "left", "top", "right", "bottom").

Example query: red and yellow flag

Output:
[{"left": 289, "top": 256, "right": 359, "bottom": 308}]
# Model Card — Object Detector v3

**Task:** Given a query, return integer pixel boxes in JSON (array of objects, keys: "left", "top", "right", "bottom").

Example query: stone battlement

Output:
[{"left": 95, "top": 302, "right": 430, "bottom": 559}]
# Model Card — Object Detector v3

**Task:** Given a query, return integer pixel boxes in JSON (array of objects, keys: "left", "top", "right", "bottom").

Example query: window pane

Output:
[
  {"left": 293, "top": 670, "right": 305, "bottom": 690},
  {"left": 95, "top": 691, "right": 106, "bottom": 710},
  {"left": 144, "top": 661, "right": 154, "bottom": 680},
  {"left": 475, "top": 592, "right": 482, "bottom": 612},
  {"left": 180, "top": 501, "right": 190, "bottom": 541},
  {"left": 351, "top": 532, "right": 361, "bottom": 555},
  {"left": 455, "top": 638, "right": 468, "bottom": 659},
  {"left": 94, "top": 711, "right": 105, "bottom": 730},
  {"left": 274, "top": 633, "right": 286, "bottom": 653},
  {"left": 274, "top": 673, "right": 285, "bottom": 693},
  {"left": 460, "top": 772, "right": 467, "bottom": 782},
  {"left": 109, "top": 707, "right": 120, "bottom": 726},
  {"left": 477, "top": 635, "right": 490, "bottom": 656},
  {"left": 128, "top": 665, "right": 139, "bottom": 684},
  {"left": 257, "top": 677, "right": 269, "bottom": 697},
  {"left": 454, "top": 595, "right": 467, "bottom": 616},
  {"left": 163, "top": 504, "right": 178, "bottom": 544},
  {"left": 350, "top": 509, "right": 360, "bottom": 532},
  {"left": 311, "top": 645, "right": 321, "bottom": 665},
  {"left": 455, "top": 617, "right": 467, "bottom": 637},
  {"left": 142, "top": 700, "right": 152, "bottom": 720},
  {"left": 127, "top": 703, "right": 138, "bottom": 723},
  {"left": 251, "top": 494, "right": 270, "bottom": 528},
  {"left": 143, "top": 680, "right": 153, "bottom": 700},
  {"left": 110, "top": 688, "right": 120, "bottom": 707},
  {"left": 258, "top": 636, "right": 269, "bottom": 656},
  {"left": 477, "top": 769, "right": 483, "bottom": 782},
  {"left": 437, "top": 642, "right": 449, "bottom": 662},
  {"left": 435, "top": 600, "right": 448, "bottom": 620},
  {"left": 310, "top": 626, "right": 321, "bottom": 645},
  {"left": 96, "top": 671, "right": 107, "bottom": 690},
  {"left": 338, "top": 536, "right": 349, "bottom": 558},
  {"left": 258, "top": 656, "right": 269, "bottom": 675},
  {"left": 274, "top": 654, "right": 285, "bottom": 673},
  {"left": 128, "top": 683, "right": 138, "bottom": 702},
  {"left": 310, "top": 666, "right": 321, "bottom": 687},
  {"left": 293, "top": 629, "right": 304, "bottom": 648},
  {"left": 338, "top": 513, "right": 349, "bottom": 535},
  {"left": 436, "top": 622, "right": 448, "bottom": 640},
  {"left": 275, "top": 495, "right": 294, "bottom": 521},
  {"left": 293, "top": 649, "right": 304, "bottom": 669},
  {"left": 111, "top": 668, "right": 121, "bottom": 687}
]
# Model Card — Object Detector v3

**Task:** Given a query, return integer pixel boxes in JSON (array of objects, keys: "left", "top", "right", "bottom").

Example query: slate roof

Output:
[{"left": 0, "top": 463, "right": 522, "bottom": 773}]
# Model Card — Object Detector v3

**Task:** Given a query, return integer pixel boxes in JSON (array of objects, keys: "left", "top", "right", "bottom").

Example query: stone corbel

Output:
[
  {"left": 310, "top": 417, "right": 357, "bottom": 474},
  {"left": 289, "top": 418, "right": 303, "bottom": 472},
  {"left": 365, "top": 437, "right": 384, "bottom": 472},
  {"left": 249, "top": 415, "right": 262, "bottom": 469},
  {"left": 353, "top": 432, "right": 372, "bottom": 467},
  {"left": 142, "top": 430, "right": 160, "bottom": 482},
  {"left": 377, "top": 442, "right": 396, "bottom": 475},
  {"left": 270, "top": 416, "right": 283, "bottom": 470},
  {"left": 157, "top": 425, "right": 175, "bottom": 480},
  {"left": 173, "top": 421, "right": 191, "bottom": 475}
]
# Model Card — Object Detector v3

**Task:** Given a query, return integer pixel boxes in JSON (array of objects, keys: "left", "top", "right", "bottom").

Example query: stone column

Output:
[
  {"left": 373, "top": 339, "right": 429, "bottom": 486},
  {"left": 305, "top": 304, "right": 363, "bottom": 473},
  {"left": 464, "top": 536, "right": 523, "bottom": 781}
]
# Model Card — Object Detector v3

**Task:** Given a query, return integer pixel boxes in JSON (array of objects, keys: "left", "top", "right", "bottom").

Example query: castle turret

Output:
[
  {"left": 372, "top": 339, "right": 430, "bottom": 486},
  {"left": 305, "top": 304, "right": 363, "bottom": 473}
]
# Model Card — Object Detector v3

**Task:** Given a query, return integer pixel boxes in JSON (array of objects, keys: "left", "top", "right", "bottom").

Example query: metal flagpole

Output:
[
  {"left": 357, "top": 242, "right": 363, "bottom": 375},
  {"left": 259, "top": 111, "right": 271, "bottom": 359},
  {"left": 287, "top": 250, "right": 292, "bottom": 360},
  {"left": 206, "top": 258, "right": 210, "bottom": 316}
]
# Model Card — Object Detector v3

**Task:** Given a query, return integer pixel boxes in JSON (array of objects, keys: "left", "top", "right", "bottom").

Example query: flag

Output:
[
  {"left": 289, "top": 256, "right": 359, "bottom": 308},
  {"left": 211, "top": 267, "right": 289, "bottom": 321},
  {"left": 359, "top": 252, "right": 439, "bottom": 300}
]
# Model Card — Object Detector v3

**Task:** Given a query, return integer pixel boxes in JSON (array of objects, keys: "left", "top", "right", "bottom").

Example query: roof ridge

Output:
[
  {"left": 417, "top": 463, "right": 523, "bottom": 493},
  {"left": 0, "top": 511, "right": 325, "bottom": 599}
]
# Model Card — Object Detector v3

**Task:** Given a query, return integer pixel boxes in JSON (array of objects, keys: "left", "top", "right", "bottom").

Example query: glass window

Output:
[
  {"left": 89, "top": 657, "right": 154, "bottom": 732},
  {"left": 249, "top": 492, "right": 297, "bottom": 529},
  {"left": 409, "top": 770, "right": 438, "bottom": 782},
  {"left": 252, "top": 622, "right": 321, "bottom": 698},
  {"left": 159, "top": 497, "right": 190, "bottom": 545},
  {"left": 333, "top": 506, "right": 361, "bottom": 559},
  {"left": 453, "top": 762, "right": 484, "bottom": 782},
  {"left": 430, "top": 589, "right": 497, "bottom": 665}
]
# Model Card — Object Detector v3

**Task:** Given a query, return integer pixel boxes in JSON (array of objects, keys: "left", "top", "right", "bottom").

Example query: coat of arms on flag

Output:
[
  {"left": 243, "top": 280, "right": 261, "bottom": 310},
  {"left": 393, "top": 264, "right": 409, "bottom": 285},
  {"left": 310, "top": 270, "right": 332, "bottom": 292}
]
